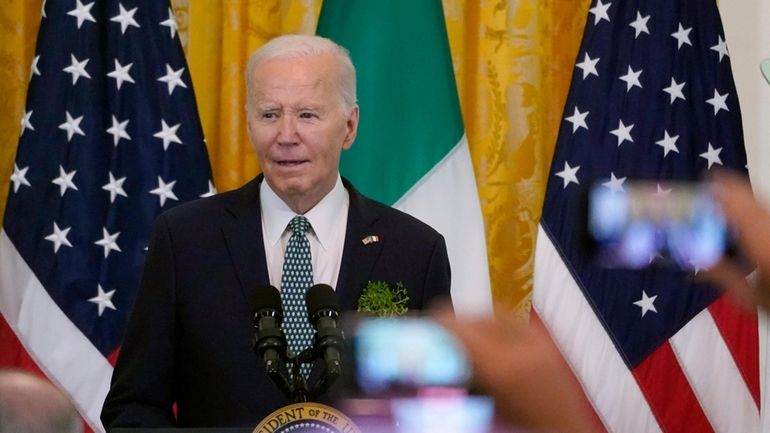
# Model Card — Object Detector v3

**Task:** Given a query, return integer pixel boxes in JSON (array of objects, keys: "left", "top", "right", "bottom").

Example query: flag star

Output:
[
  {"left": 94, "top": 227, "right": 122, "bottom": 258},
  {"left": 110, "top": 3, "right": 140, "bottom": 34},
  {"left": 63, "top": 54, "right": 92, "bottom": 85},
  {"left": 160, "top": 8, "right": 178, "bottom": 38},
  {"left": 655, "top": 184, "right": 672, "bottom": 197},
  {"left": 10, "top": 164, "right": 31, "bottom": 193},
  {"left": 576, "top": 53, "right": 600, "bottom": 80},
  {"left": 107, "top": 59, "right": 135, "bottom": 90},
  {"left": 106, "top": 115, "right": 131, "bottom": 146},
  {"left": 200, "top": 180, "right": 217, "bottom": 198},
  {"left": 655, "top": 130, "right": 680, "bottom": 157},
  {"left": 157, "top": 64, "right": 188, "bottom": 95},
  {"left": 89, "top": 284, "right": 117, "bottom": 316},
  {"left": 45, "top": 222, "right": 73, "bottom": 253},
  {"left": 51, "top": 165, "right": 78, "bottom": 196},
  {"left": 700, "top": 143, "right": 723, "bottom": 169},
  {"left": 619, "top": 66, "right": 643, "bottom": 92},
  {"left": 58, "top": 111, "right": 85, "bottom": 141},
  {"left": 555, "top": 161, "right": 580, "bottom": 188},
  {"left": 633, "top": 291, "right": 658, "bottom": 317},
  {"left": 153, "top": 119, "right": 183, "bottom": 150},
  {"left": 67, "top": 0, "right": 96, "bottom": 28},
  {"left": 629, "top": 11, "right": 650, "bottom": 38},
  {"left": 706, "top": 89, "right": 729, "bottom": 115},
  {"left": 564, "top": 106, "right": 589, "bottom": 133},
  {"left": 102, "top": 172, "right": 128, "bottom": 203},
  {"left": 609, "top": 119, "right": 634, "bottom": 146},
  {"left": 663, "top": 77, "right": 686, "bottom": 104},
  {"left": 20, "top": 110, "right": 34, "bottom": 136},
  {"left": 602, "top": 173, "right": 626, "bottom": 193},
  {"left": 41, "top": 0, "right": 47, "bottom": 18},
  {"left": 30, "top": 55, "right": 41, "bottom": 78},
  {"left": 710, "top": 35, "right": 729, "bottom": 62},
  {"left": 589, "top": 0, "right": 612, "bottom": 25},
  {"left": 671, "top": 23, "right": 693, "bottom": 49},
  {"left": 150, "top": 176, "right": 179, "bottom": 206}
]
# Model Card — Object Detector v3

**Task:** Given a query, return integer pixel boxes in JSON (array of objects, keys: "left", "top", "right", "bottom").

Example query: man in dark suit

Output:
[{"left": 100, "top": 34, "right": 450, "bottom": 429}]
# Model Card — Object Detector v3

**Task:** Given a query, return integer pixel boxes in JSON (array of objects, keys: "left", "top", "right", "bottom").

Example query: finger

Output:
[
  {"left": 700, "top": 260, "right": 759, "bottom": 310},
  {"left": 709, "top": 171, "right": 770, "bottom": 265}
]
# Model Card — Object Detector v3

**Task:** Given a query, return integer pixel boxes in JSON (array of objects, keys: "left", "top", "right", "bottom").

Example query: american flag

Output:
[
  {"left": 533, "top": 0, "right": 759, "bottom": 432},
  {"left": 0, "top": 1, "right": 213, "bottom": 432}
]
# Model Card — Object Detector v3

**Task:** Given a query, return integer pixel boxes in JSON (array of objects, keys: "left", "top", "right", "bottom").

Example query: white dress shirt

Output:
[{"left": 260, "top": 175, "right": 349, "bottom": 291}]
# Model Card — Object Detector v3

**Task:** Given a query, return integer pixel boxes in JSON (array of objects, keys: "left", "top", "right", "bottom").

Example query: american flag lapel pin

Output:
[{"left": 362, "top": 235, "right": 379, "bottom": 245}]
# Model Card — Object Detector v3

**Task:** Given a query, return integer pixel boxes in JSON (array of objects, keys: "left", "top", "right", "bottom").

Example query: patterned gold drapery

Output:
[{"left": 0, "top": 0, "right": 590, "bottom": 313}]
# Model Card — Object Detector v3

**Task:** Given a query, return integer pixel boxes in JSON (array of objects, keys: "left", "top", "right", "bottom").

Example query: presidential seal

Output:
[{"left": 253, "top": 402, "right": 361, "bottom": 433}]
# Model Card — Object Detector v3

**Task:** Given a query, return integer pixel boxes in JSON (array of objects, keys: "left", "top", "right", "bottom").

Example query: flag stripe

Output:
[
  {"left": 0, "top": 230, "right": 111, "bottom": 432},
  {"left": 319, "top": 0, "right": 463, "bottom": 206},
  {"left": 0, "top": 317, "right": 95, "bottom": 433},
  {"left": 533, "top": 224, "right": 663, "bottom": 433},
  {"left": 530, "top": 312, "right": 609, "bottom": 433},
  {"left": 0, "top": 312, "right": 44, "bottom": 375},
  {"left": 394, "top": 135, "right": 492, "bottom": 316},
  {"left": 669, "top": 309, "right": 760, "bottom": 432},
  {"left": 632, "top": 342, "right": 714, "bottom": 433},
  {"left": 707, "top": 296, "right": 761, "bottom": 407}
]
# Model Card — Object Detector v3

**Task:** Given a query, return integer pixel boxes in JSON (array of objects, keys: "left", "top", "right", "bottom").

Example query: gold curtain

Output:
[
  {"left": 0, "top": 0, "right": 590, "bottom": 313},
  {"left": 0, "top": 0, "right": 43, "bottom": 226}
]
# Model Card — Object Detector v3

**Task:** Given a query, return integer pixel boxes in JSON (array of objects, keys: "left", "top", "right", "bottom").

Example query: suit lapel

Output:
[
  {"left": 336, "top": 179, "right": 383, "bottom": 311},
  {"left": 221, "top": 176, "right": 271, "bottom": 312}
]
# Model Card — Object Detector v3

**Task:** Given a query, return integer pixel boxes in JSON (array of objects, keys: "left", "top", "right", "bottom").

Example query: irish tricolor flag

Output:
[{"left": 317, "top": 0, "right": 492, "bottom": 316}]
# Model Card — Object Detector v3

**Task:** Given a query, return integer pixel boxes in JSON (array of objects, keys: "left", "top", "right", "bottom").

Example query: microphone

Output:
[
  {"left": 252, "top": 285, "right": 292, "bottom": 399},
  {"left": 305, "top": 284, "right": 344, "bottom": 398}
]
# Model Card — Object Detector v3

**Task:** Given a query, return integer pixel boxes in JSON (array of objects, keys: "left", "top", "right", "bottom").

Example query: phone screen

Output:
[
  {"left": 351, "top": 318, "right": 471, "bottom": 395},
  {"left": 587, "top": 181, "right": 727, "bottom": 270}
]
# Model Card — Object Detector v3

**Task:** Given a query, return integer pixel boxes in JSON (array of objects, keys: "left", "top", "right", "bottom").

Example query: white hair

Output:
[{"left": 245, "top": 34, "right": 357, "bottom": 114}]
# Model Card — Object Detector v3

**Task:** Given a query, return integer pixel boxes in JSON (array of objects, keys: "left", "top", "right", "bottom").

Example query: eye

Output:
[
  {"left": 299, "top": 112, "right": 318, "bottom": 119},
  {"left": 261, "top": 112, "right": 277, "bottom": 120}
]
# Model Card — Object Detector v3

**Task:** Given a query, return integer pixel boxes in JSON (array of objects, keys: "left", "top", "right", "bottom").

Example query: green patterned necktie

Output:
[{"left": 280, "top": 215, "right": 315, "bottom": 379}]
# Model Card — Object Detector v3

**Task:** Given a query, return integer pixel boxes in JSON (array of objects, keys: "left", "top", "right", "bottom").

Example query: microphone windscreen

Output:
[
  {"left": 253, "top": 285, "right": 282, "bottom": 314},
  {"left": 305, "top": 284, "right": 338, "bottom": 316}
]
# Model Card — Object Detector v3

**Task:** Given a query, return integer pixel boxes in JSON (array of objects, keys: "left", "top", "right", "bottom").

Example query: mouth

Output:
[{"left": 275, "top": 159, "right": 309, "bottom": 167}]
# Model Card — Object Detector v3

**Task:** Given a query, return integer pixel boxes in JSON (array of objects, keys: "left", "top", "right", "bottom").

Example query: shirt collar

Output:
[{"left": 260, "top": 174, "right": 348, "bottom": 250}]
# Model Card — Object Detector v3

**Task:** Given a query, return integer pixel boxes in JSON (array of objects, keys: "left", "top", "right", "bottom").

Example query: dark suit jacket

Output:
[{"left": 101, "top": 176, "right": 451, "bottom": 429}]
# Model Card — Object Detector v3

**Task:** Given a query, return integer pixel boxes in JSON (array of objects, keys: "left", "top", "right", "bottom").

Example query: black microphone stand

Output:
[{"left": 289, "top": 350, "right": 313, "bottom": 403}]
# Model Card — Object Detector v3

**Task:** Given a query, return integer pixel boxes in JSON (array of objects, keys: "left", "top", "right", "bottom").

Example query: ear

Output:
[{"left": 341, "top": 104, "right": 359, "bottom": 150}]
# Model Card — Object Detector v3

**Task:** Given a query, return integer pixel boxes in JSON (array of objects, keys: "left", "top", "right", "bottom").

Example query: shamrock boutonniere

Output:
[{"left": 356, "top": 281, "right": 409, "bottom": 317}]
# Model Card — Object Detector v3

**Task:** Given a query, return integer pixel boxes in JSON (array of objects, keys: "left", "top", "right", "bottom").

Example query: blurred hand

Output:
[
  {"left": 434, "top": 306, "right": 596, "bottom": 433},
  {"left": 703, "top": 169, "right": 770, "bottom": 309}
]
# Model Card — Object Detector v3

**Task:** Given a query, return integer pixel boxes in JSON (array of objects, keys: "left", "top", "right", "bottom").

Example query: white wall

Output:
[{"left": 720, "top": 0, "right": 770, "bottom": 199}]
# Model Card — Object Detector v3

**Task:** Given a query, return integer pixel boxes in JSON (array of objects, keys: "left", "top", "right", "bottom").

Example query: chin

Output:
[{"left": 272, "top": 178, "right": 313, "bottom": 197}]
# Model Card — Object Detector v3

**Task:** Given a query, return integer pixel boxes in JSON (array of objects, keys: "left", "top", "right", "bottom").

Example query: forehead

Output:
[{"left": 251, "top": 54, "right": 336, "bottom": 97}]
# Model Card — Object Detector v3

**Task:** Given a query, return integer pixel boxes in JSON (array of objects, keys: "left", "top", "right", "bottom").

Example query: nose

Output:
[{"left": 277, "top": 116, "right": 298, "bottom": 144}]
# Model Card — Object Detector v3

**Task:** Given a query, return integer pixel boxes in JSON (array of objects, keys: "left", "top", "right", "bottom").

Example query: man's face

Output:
[{"left": 247, "top": 53, "right": 358, "bottom": 212}]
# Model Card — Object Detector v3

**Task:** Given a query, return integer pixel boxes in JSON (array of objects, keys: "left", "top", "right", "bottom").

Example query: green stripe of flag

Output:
[{"left": 317, "top": 0, "right": 464, "bottom": 205}]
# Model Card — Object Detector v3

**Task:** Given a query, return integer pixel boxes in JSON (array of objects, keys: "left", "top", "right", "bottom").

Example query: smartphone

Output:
[
  {"left": 586, "top": 180, "right": 728, "bottom": 270},
  {"left": 343, "top": 316, "right": 472, "bottom": 396}
]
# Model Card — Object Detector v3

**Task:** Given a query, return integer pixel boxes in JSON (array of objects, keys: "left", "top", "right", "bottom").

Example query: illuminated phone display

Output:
[{"left": 587, "top": 181, "right": 727, "bottom": 270}]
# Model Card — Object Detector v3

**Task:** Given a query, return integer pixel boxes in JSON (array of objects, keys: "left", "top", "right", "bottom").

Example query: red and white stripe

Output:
[
  {"left": 0, "top": 230, "right": 112, "bottom": 433},
  {"left": 533, "top": 224, "right": 761, "bottom": 433}
]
